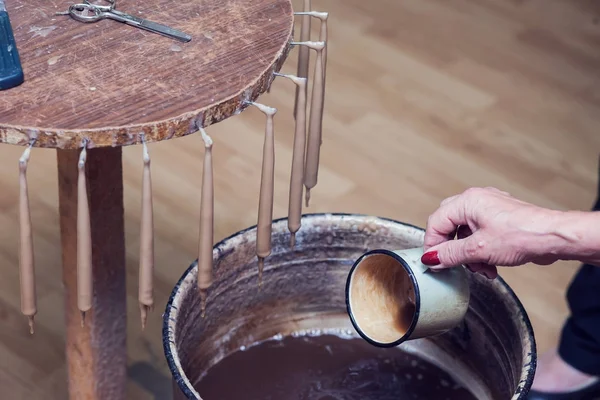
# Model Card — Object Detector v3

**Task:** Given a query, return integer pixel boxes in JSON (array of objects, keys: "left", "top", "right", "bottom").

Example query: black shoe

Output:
[{"left": 527, "top": 379, "right": 600, "bottom": 400}]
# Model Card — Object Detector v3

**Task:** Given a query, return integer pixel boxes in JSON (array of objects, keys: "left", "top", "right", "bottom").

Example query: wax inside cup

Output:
[{"left": 348, "top": 253, "right": 417, "bottom": 345}]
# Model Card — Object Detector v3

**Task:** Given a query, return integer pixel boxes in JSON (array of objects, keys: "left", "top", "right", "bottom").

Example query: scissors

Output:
[
  {"left": 60, "top": 0, "right": 192, "bottom": 43},
  {"left": 82, "top": 0, "right": 115, "bottom": 12}
]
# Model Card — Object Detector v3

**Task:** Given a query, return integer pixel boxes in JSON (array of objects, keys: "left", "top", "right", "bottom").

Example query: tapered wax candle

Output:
[
  {"left": 294, "top": 0, "right": 312, "bottom": 119},
  {"left": 295, "top": 12, "right": 329, "bottom": 146},
  {"left": 295, "top": 12, "right": 328, "bottom": 78},
  {"left": 18, "top": 143, "right": 36, "bottom": 334},
  {"left": 302, "top": 41, "right": 325, "bottom": 207},
  {"left": 321, "top": 18, "right": 328, "bottom": 64},
  {"left": 197, "top": 128, "right": 214, "bottom": 317},
  {"left": 252, "top": 102, "right": 277, "bottom": 287},
  {"left": 275, "top": 73, "right": 307, "bottom": 247},
  {"left": 77, "top": 143, "right": 92, "bottom": 327},
  {"left": 319, "top": 13, "right": 329, "bottom": 145},
  {"left": 139, "top": 138, "right": 155, "bottom": 330}
]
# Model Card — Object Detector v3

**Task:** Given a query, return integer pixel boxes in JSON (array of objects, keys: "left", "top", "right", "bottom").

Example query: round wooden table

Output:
[{"left": 0, "top": 0, "right": 293, "bottom": 398}]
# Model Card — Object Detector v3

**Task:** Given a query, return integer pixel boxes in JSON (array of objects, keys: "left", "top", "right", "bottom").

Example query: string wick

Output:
[
  {"left": 141, "top": 134, "right": 150, "bottom": 163},
  {"left": 247, "top": 101, "right": 277, "bottom": 116},
  {"left": 199, "top": 127, "right": 213, "bottom": 148},
  {"left": 294, "top": 11, "right": 329, "bottom": 20},
  {"left": 273, "top": 72, "right": 306, "bottom": 86}
]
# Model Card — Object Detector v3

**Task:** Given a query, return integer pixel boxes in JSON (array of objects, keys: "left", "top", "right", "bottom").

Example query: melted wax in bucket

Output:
[{"left": 196, "top": 333, "right": 477, "bottom": 400}]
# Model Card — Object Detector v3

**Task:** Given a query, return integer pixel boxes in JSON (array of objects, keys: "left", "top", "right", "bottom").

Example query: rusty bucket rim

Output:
[{"left": 162, "top": 212, "right": 537, "bottom": 400}]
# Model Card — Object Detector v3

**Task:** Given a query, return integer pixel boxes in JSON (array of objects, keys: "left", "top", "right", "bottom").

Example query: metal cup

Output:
[{"left": 346, "top": 247, "right": 470, "bottom": 347}]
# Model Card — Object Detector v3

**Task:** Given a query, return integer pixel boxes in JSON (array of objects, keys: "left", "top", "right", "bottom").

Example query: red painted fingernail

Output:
[{"left": 421, "top": 251, "right": 440, "bottom": 266}]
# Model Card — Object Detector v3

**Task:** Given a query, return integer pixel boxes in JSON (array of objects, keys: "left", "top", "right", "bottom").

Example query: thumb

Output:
[{"left": 422, "top": 234, "right": 485, "bottom": 268}]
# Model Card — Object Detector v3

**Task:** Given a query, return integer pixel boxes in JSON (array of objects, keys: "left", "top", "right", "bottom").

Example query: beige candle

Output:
[
  {"left": 295, "top": 12, "right": 329, "bottom": 145},
  {"left": 275, "top": 73, "right": 307, "bottom": 247},
  {"left": 294, "top": 0, "right": 312, "bottom": 119},
  {"left": 139, "top": 138, "right": 154, "bottom": 330},
  {"left": 319, "top": 13, "right": 329, "bottom": 146},
  {"left": 197, "top": 128, "right": 214, "bottom": 317},
  {"left": 295, "top": 12, "right": 328, "bottom": 77},
  {"left": 320, "top": 15, "right": 328, "bottom": 75},
  {"left": 77, "top": 142, "right": 92, "bottom": 327},
  {"left": 251, "top": 102, "right": 277, "bottom": 286},
  {"left": 300, "top": 41, "right": 326, "bottom": 207},
  {"left": 18, "top": 143, "right": 36, "bottom": 334}
]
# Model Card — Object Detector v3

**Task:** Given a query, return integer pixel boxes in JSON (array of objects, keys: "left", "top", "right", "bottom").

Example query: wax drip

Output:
[
  {"left": 294, "top": 0, "right": 312, "bottom": 120},
  {"left": 199, "top": 288, "right": 208, "bottom": 318},
  {"left": 139, "top": 136, "right": 155, "bottom": 331},
  {"left": 258, "top": 257, "right": 265, "bottom": 290},
  {"left": 77, "top": 140, "right": 92, "bottom": 328},
  {"left": 197, "top": 128, "right": 214, "bottom": 317},
  {"left": 291, "top": 41, "right": 326, "bottom": 207},
  {"left": 274, "top": 73, "right": 308, "bottom": 248},
  {"left": 248, "top": 102, "right": 277, "bottom": 288},
  {"left": 18, "top": 140, "right": 37, "bottom": 334}
]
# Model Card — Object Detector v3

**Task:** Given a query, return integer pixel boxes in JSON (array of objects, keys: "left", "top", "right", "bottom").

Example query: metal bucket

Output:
[{"left": 163, "top": 213, "right": 536, "bottom": 399}]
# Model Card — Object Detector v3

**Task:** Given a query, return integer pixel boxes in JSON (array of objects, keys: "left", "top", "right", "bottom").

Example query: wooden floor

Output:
[{"left": 2, "top": 0, "right": 600, "bottom": 398}]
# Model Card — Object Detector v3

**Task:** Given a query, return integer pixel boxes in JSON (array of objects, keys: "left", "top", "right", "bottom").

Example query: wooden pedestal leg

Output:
[{"left": 57, "top": 147, "right": 127, "bottom": 400}]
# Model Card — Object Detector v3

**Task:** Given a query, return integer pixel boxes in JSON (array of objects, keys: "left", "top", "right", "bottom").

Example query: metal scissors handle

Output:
[
  {"left": 83, "top": 0, "right": 115, "bottom": 12},
  {"left": 65, "top": 3, "right": 192, "bottom": 43}
]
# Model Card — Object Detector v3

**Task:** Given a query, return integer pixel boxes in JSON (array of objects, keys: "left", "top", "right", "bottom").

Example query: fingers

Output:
[
  {"left": 423, "top": 194, "right": 461, "bottom": 250},
  {"left": 422, "top": 237, "right": 498, "bottom": 279},
  {"left": 443, "top": 226, "right": 497, "bottom": 278},
  {"left": 422, "top": 232, "right": 489, "bottom": 268},
  {"left": 423, "top": 196, "right": 470, "bottom": 250},
  {"left": 424, "top": 187, "right": 508, "bottom": 250},
  {"left": 422, "top": 187, "right": 511, "bottom": 279}
]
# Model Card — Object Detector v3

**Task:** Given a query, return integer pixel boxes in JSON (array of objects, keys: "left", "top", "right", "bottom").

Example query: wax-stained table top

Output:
[{"left": 0, "top": 0, "right": 293, "bottom": 148}]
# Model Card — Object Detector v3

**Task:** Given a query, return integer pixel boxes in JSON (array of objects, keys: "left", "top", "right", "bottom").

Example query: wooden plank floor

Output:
[{"left": 1, "top": 0, "right": 599, "bottom": 398}]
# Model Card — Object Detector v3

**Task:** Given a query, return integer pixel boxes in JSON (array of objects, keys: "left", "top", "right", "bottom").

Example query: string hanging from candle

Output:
[
  {"left": 274, "top": 72, "right": 308, "bottom": 247},
  {"left": 139, "top": 135, "right": 155, "bottom": 330},
  {"left": 294, "top": 0, "right": 312, "bottom": 119},
  {"left": 77, "top": 139, "right": 93, "bottom": 327},
  {"left": 248, "top": 101, "right": 277, "bottom": 288},
  {"left": 291, "top": 41, "right": 326, "bottom": 207},
  {"left": 197, "top": 127, "right": 214, "bottom": 318},
  {"left": 18, "top": 139, "right": 37, "bottom": 334}
]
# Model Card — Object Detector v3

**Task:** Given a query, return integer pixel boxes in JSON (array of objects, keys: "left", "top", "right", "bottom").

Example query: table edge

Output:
[{"left": 0, "top": 10, "right": 294, "bottom": 150}]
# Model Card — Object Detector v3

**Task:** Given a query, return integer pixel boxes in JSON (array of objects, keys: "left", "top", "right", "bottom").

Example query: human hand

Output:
[{"left": 421, "top": 187, "right": 562, "bottom": 279}]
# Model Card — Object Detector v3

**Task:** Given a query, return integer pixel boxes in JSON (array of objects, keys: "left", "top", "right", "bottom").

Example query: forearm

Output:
[{"left": 547, "top": 210, "right": 600, "bottom": 266}]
